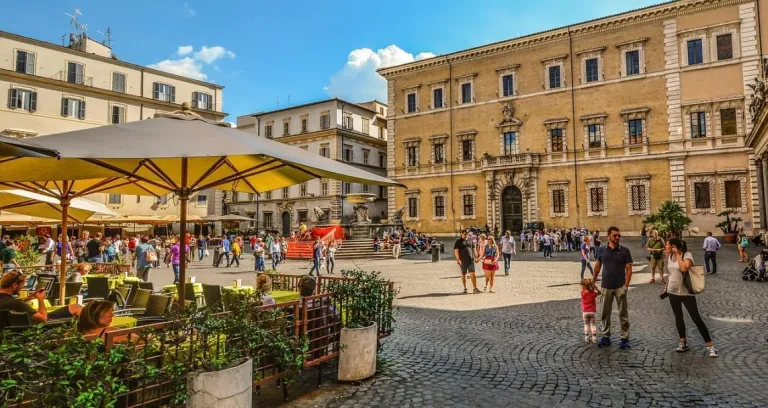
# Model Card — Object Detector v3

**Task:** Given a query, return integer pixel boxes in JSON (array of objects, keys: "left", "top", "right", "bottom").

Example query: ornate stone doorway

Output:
[
  {"left": 281, "top": 212, "right": 291, "bottom": 236},
  {"left": 501, "top": 186, "right": 524, "bottom": 233}
]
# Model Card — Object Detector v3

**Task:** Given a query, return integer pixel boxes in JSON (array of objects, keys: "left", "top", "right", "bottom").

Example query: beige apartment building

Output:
[
  {"left": 0, "top": 30, "right": 227, "bottom": 224},
  {"left": 236, "top": 99, "right": 388, "bottom": 234},
  {"left": 379, "top": 0, "right": 768, "bottom": 236}
]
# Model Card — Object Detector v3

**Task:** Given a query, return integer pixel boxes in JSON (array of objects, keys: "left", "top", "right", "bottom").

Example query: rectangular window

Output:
[
  {"left": 283, "top": 122, "right": 290, "bottom": 136},
  {"left": 502, "top": 74, "right": 514, "bottom": 97},
  {"left": 631, "top": 185, "right": 647, "bottom": 211},
  {"left": 343, "top": 182, "right": 351, "bottom": 195},
  {"left": 694, "top": 182, "right": 711, "bottom": 209},
  {"left": 196, "top": 194, "right": 208, "bottom": 206},
  {"left": 363, "top": 150, "right": 370, "bottom": 165},
  {"left": 67, "top": 62, "right": 85, "bottom": 85},
  {"left": 112, "top": 72, "right": 126, "bottom": 93},
  {"left": 379, "top": 153, "right": 386, "bottom": 168},
  {"left": 321, "top": 181, "right": 328, "bottom": 196},
  {"left": 379, "top": 186, "right": 387, "bottom": 199},
  {"left": 717, "top": 34, "right": 733, "bottom": 60},
  {"left": 687, "top": 39, "right": 703, "bottom": 65},
  {"left": 408, "top": 197, "right": 418, "bottom": 218},
  {"left": 362, "top": 118, "right": 370, "bottom": 134},
  {"left": 462, "top": 195, "right": 474, "bottom": 216},
  {"left": 301, "top": 118, "right": 308, "bottom": 133},
  {"left": 588, "top": 124, "right": 602, "bottom": 149},
  {"left": 407, "top": 93, "right": 417, "bottom": 113},
  {"left": 434, "top": 196, "right": 445, "bottom": 217},
  {"left": 107, "top": 194, "right": 121, "bottom": 205},
  {"left": 379, "top": 107, "right": 384, "bottom": 114},
  {"left": 343, "top": 115, "right": 353, "bottom": 130},
  {"left": 720, "top": 108, "right": 737, "bottom": 136},
  {"left": 15, "top": 50, "right": 35, "bottom": 74},
  {"left": 362, "top": 184, "right": 369, "bottom": 193},
  {"left": 461, "top": 83, "right": 472, "bottom": 104},
  {"left": 8, "top": 88, "right": 37, "bottom": 112},
  {"left": 434, "top": 143, "right": 445, "bottom": 164},
  {"left": 625, "top": 50, "right": 640, "bottom": 76},
  {"left": 503, "top": 132, "right": 517, "bottom": 156},
  {"left": 407, "top": 146, "right": 418, "bottom": 167},
  {"left": 61, "top": 97, "right": 86, "bottom": 119},
  {"left": 320, "top": 114, "right": 330, "bottom": 129},
  {"left": 319, "top": 146, "right": 330, "bottom": 158},
  {"left": 378, "top": 126, "right": 384, "bottom": 139},
  {"left": 192, "top": 92, "right": 212, "bottom": 110},
  {"left": 628, "top": 119, "right": 643, "bottom": 144},
  {"left": 264, "top": 213, "right": 273, "bottom": 228},
  {"left": 549, "top": 66, "right": 561, "bottom": 89},
  {"left": 462, "top": 140, "right": 473, "bottom": 161},
  {"left": 300, "top": 183, "right": 308, "bottom": 197},
  {"left": 585, "top": 58, "right": 599, "bottom": 83},
  {"left": 552, "top": 189, "right": 565, "bottom": 214},
  {"left": 690, "top": 112, "right": 707, "bottom": 138},
  {"left": 550, "top": 128, "right": 563, "bottom": 152},
  {"left": 297, "top": 211, "right": 308, "bottom": 224},
  {"left": 725, "top": 180, "right": 741, "bottom": 208},
  {"left": 282, "top": 187, "right": 289, "bottom": 198},
  {"left": 265, "top": 191, "right": 272, "bottom": 199},
  {"left": 433, "top": 88, "right": 443, "bottom": 108},
  {"left": 343, "top": 144, "right": 353, "bottom": 162},
  {"left": 111, "top": 105, "right": 125, "bottom": 124},
  {"left": 153, "top": 82, "right": 175, "bottom": 102},
  {"left": 265, "top": 125, "right": 273, "bottom": 138},
  {"left": 590, "top": 188, "right": 605, "bottom": 212}
]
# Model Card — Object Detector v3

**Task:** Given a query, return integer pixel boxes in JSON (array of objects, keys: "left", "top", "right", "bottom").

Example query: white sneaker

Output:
[
  {"left": 676, "top": 341, "right": 689, "bottom": 353},
  {"left": 707, "top": 346, "right": 718, "bottom": 358}
]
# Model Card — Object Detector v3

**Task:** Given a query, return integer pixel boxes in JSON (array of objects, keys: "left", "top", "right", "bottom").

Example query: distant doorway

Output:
[
  {"left": 501, "top": 186, "right": 523, "bottom": 233},
  {"left": 281, "top": 212, "right": 291, "bottom": 236}
]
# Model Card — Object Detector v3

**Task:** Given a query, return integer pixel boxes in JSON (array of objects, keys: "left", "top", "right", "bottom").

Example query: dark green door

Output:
[{"left": 502, "top": 186, "right": 523, "bottom": 233}]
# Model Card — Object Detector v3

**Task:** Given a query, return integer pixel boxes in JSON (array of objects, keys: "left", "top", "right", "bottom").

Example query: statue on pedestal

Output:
[{"left": 392, "top": 206, "right": 405, "bottom": 224}]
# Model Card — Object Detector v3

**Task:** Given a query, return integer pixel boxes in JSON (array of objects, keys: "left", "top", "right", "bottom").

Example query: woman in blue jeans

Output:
[{"left": 580, "top": 235, "right": 594, "bottom": 280}]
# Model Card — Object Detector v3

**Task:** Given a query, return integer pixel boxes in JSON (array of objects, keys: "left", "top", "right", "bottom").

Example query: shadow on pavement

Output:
[{"left": 398, "top": 292, "right": 467, "bottom": 300}]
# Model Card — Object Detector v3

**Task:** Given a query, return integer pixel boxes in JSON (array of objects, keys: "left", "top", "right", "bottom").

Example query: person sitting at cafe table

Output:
[
  {"left": 255, "top": 274, "right": 275, "bottom": 306},
  {"left": 0, "top": 271, "right": 83, "bottom": 323},
  {"left": 77, "top": 300, "right": 116, "bottom": 338},
  {"left": 68, "top": 263, "right": 92, "bottom": 283}
]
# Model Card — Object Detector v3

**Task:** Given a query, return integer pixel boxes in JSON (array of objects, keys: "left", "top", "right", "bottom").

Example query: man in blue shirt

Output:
[
  {"left": 132, "top": 236, "right": 155, "bottom": 282},
  {"left": 593, "top": 226, "right": 633, "bottom": 350},
  {"left": 702, "top": 232, "right": 721, "bottom": 275},
  {"left": 217, "top": 236, "right": 231, "bottom": 267},
  {"left": 308, "top": 238, "right": 322, "bottom": 276}
]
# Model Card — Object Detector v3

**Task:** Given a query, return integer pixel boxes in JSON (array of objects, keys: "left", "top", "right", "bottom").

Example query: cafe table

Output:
[
  {"left": 110, "top": 316, "right": 137, "bottom": 329},
  {"left": 222, "top": 285, "right": 254, "bottom": 294},
  {"left": 162, "top": 283, "right": 203, "bottom": 294},
  {"left": 271, "top": 290, "right": 300, "bottom": 304},
  {"left": 82, "top": 274, "right": 141, "bottom": 289}
]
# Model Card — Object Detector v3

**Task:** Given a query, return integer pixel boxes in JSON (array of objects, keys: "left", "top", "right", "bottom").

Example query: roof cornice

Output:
[{"left": 377, "top": 0, "right": 747, "bottom": 78}]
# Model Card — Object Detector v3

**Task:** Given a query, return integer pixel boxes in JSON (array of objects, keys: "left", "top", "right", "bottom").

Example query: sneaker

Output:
[
  {"left": 463, "top": 288, "right": 468, "bottom": 294},
  {"left": 676, "top": 341, "right": 690, "bottom": 353},
  {"left": 473, "top": 288, "right": 481, "bottom": 294},
  {"left": 591, "top": 337, "right": 598, "bottom": 344},
  {"left": 584, "top": 336, "right": 590, "bottom": 344},
  {"left": 597, "top": 336, "right": 611, "bottom": 347},
  {"left": 619, "top": 339, "right": 630, "bottom": 350},
  {"left": 707, "top": 346, "right": 718, "bottom": 358}
]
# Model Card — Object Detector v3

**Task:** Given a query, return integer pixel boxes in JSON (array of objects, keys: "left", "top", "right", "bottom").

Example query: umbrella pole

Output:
[
  {"left": 177, "top": 158, "right": 189, "bottom": 306},
  {"left": 59, "top": 183, "right": 70, "bottom": 306}
]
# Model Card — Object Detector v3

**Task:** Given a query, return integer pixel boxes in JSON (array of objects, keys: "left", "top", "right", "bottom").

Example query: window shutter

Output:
[
  {"left": 79, "top": 100, "right": 86, "bottom": 119},
  {"left": 8, "top": 88, "right": 18, "bottom": 109},
  {"left": 170, "top": 86, "right": 176, "bottom": 103},
  {"left": 27, "top": 53, "right": 35, "bottom": 74},
  {"left": 61, "top": 98, "right": 68, "bottom": 117},
  {"left": 153, "top": 83, "right": 159, "bottom": 100},
  {"left": 29, "top": 92, "right": 37, "bottom": 112}
]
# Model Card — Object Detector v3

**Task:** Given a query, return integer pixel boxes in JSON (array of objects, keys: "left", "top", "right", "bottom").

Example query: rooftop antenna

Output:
[
  {"left": 96, "top": 26, "right": 112, "bottom": 47},
  {"left": 64, "top": 8, "right": 88, "bottom": 37}
]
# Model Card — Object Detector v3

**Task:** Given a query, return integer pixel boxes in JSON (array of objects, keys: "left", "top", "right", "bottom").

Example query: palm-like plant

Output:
[
  {"left": 643, "top": 200, "right": 692, "bottom": 238},
  {"left": 715, "top": 210, "right": 742, "bottom": 234}
]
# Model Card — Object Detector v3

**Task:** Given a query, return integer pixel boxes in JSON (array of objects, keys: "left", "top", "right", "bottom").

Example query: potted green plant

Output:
[
  {"left": 642, "top": 200, "right": 692, "bottom": 239},
  {"left": 716, "top": 210, "right": 743, "bottom": 244},
  {"left": 328, "top": 269, "right": 396, "bottom": 381}
]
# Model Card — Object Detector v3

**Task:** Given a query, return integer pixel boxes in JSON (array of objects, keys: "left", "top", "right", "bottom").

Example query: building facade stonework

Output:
[{"left": 380, "top": 0, "right": 765, "bottom": 236}]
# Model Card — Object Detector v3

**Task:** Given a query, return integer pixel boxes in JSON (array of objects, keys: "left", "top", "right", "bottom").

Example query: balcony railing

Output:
[
  {"left": 481, "top": 152, "right": 540, "bottom": 168},
  {"left": 52, "top": 70, "right": 93, "bottom": 87}
]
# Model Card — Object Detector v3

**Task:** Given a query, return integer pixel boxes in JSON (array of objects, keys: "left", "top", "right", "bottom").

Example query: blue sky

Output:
[{"left": 3, "top": 0, "right": 661, "bottom": 120}]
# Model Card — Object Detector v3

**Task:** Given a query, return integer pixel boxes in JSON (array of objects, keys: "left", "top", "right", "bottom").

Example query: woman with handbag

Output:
[
  {"left": 480, "top": 236, "right": 500, "bottom": 293},
  {"left": 663, "top": 237, "right": 717, "bottom": 357}
]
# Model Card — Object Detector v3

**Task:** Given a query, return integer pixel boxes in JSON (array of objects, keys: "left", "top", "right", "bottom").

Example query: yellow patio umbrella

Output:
[
  {"left": 0, "top": 189, "right": 118, "bottom": 224},
  {"left": 0, "top": 103, "right": 402, "bottom": 304},
  {"left": 0, "top": 211, "right": 58, "bottom": 226}
]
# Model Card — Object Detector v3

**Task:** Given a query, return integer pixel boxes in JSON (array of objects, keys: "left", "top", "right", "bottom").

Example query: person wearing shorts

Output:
[
  {"left": 454, "top": 230, "right": 479, "bottom": 294},
  {"left": 647, "top": 231, "right": 665, "bottom": 284}
]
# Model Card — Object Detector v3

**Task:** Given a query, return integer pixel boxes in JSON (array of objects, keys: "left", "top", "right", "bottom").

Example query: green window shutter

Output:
[
  {"left": 61, "top": 98, "right": 68, "bottom": 116},
  {"left": 170, "top": 86, "right": 176, "bottom": 103},
  {"left": 8, "top": 88, "right": 18, "bottom": 109},
  {"left": 29, "top": 92, "right": 37, "bottom": 112},
  {"left": 79, "top": 100, "right": 86, "bottom": 119}
]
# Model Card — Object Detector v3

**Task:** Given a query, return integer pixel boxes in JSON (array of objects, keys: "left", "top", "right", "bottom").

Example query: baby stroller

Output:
[
  {"left": 742, "top": 251, "right": 768, "bottom": 282},
  {"left": 742, "top": 258, "right": 759, "bottom": 281}
]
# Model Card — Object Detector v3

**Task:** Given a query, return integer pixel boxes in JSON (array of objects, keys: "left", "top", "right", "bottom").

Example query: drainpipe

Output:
[
  {"left": 568, "top": 27, "right": 581, "bottom": 226},
  {"left": 447, "top": 56, "right": 456, "bottom": 234}
]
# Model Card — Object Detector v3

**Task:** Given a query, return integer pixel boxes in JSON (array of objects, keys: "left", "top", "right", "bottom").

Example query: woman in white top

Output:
[
  {"left": 663, "top": 237, "right": 717, "bottom": 358},
  {"left": 325, "top": 240, "right": 338, "bottom": 274}
]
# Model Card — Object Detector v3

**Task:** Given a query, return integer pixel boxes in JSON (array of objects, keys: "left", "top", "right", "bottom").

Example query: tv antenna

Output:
[
  {"left": 96, "top": 26, "right": 112, "bottom": 47},
  {"left": 64, "top": 8, "right": 88, "bottom": 36}
]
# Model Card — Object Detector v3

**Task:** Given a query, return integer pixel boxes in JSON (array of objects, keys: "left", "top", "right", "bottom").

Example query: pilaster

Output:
[
  {"left": 669, "top": 157, "right": 687, "bottom": 207},
  {"left": 386, "top": 79, "right": 397, "bottom": 217},
  {"left": 740, "top": 2, "right": 759, "bottom": 134},
  {"left": 664, "top": 19, "right": 683, "bottom": 149},
  {"left": 749, "top": 154, "right": 762, "bottom": 229}
]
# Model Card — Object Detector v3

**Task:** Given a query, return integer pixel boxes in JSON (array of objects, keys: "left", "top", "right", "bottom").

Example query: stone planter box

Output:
[
  {"left": 338, "top": 322, "right": 377, "bottom": 381},
  {"left": 187, "top": 358, "right": 252, "bottom": 407}
]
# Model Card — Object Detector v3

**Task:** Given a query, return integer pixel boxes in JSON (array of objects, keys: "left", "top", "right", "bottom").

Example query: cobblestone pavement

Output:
[{"left": 252, "top": 238, "right": 768, "bottom": 407}]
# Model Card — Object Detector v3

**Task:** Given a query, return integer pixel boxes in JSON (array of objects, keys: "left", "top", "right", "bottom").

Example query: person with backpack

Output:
[
  {"left": 133, "top": 236, "right": 156, "bottom": 282},
  {"left": 662, "top": 237, "right": 717, "bottom": 358},
  {"left": 738, "top": 228, "right": 749, "bottom": 262}
]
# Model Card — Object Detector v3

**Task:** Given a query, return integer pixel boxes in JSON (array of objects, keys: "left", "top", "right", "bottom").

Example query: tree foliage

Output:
[{"left": 643, "top": 200, "right": 692, "bottom": 238}]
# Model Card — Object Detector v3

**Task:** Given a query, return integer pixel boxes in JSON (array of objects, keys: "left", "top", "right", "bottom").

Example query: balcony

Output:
[
  {"left": 481, "top": 153, "right": 540, "bottom": 169},
  {"left": 53, "top": 71, "right": 93, "bottom": 87}
]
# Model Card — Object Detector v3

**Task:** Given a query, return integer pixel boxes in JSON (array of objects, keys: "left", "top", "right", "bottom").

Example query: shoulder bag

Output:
[{"left": 683, "top": 260, "right": 705, "bottom": 294}]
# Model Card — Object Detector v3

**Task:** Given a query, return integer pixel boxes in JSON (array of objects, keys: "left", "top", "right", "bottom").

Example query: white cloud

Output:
[
  {"left": 177, "top": 45, "right": 193, "bottom": 56},
  {"left": 184, "top": 3, "right": 197, "bottom": 17},
  {"left": 325, "top": 45, "right": 434, "bottom": 102},
  {"left": 149, "top": 45, "right": 236, "bottom": 81}
]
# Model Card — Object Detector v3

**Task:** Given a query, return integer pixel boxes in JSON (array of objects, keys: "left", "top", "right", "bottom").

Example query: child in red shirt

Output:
[{"left": 580, "top": 278, "right": 600, "bottom": 344}]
